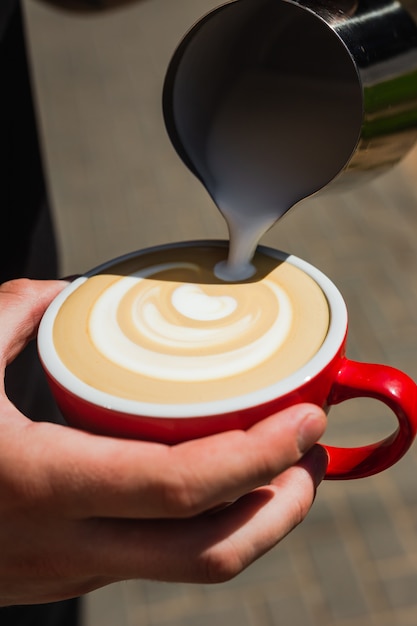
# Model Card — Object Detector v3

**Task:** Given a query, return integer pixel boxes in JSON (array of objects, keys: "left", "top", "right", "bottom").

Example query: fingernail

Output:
[
  {"left": 297, "top": 412, "right": 327, "bottom": 453},
  {"left": 299, "top": 444, "right": 329, "bottom": 486}
]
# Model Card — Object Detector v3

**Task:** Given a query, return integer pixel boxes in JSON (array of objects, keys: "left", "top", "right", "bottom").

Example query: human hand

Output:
[{"left": 0, "top": 279, "right": 328, "bottom": 606}]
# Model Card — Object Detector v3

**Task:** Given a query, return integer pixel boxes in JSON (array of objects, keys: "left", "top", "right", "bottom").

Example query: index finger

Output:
[
  {"left": 18, "top": 403, "right": 326, "bottom": 520},
  {"left": 0, "top": 279, "right": 67, "bottom": 374}
]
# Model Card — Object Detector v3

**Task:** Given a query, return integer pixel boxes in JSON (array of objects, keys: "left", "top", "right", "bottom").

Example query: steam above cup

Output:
[{"left": 37, "top": 241, "right": 417, "bottom": 480}]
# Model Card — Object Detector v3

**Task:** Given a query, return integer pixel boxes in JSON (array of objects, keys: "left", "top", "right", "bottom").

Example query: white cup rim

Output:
[{"left": 38, "top": 240, "right": 347, "bottom": 418}]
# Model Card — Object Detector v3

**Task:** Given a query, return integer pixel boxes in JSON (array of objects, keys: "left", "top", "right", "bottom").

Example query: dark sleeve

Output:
[{"left": 0, "top": 1, "right": 50, "bottom": 283}]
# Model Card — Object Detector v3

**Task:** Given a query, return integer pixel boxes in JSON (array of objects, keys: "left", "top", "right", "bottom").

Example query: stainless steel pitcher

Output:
[{"left": 163, "top": 0, "right": 417, "bottom": 202}]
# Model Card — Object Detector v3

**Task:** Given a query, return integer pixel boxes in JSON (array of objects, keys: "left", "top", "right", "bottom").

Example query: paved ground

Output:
[{"left": 23, "top": 1, "right": 417, "bottom": 624}]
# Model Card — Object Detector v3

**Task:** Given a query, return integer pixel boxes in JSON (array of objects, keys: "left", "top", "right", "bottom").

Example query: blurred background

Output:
[{"left": 23, "top": 0, "right": 417, "bottom": 624}]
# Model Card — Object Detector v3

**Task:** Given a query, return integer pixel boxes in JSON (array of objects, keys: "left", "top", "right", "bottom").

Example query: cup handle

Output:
[{"left": 323, "top": 357, "right": 417, "bottom": 479}]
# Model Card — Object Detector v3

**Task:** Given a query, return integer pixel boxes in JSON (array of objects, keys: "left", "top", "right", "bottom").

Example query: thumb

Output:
[{"left": 0, "top": 279, "right": 67, "bottom": 371}]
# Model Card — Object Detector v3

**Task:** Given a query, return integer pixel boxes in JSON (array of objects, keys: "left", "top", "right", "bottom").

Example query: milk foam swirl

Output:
[
  {"left": 51, "top": 246, "right": 330, "bottom": 404},
  {"left": 89, "top": 262, "right": 292, "bottom": 381}
]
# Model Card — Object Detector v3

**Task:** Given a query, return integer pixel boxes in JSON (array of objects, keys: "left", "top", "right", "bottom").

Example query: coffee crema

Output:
[{"left": 52, "top": 245, "right": 329, "bottom": 404}]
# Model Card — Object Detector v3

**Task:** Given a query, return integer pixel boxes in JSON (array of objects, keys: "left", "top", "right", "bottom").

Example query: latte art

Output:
[
  {"left": 171, "top": 284, "right": 237, "bottom": 320},
  {"left": 52, "top": 245, "right": 330, "bottom": 404},
  {"left": 88, "top": 262, "right": 293, "bottom": 382}
]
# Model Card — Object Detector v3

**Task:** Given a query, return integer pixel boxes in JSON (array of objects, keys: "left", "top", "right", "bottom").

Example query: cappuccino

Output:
[{"left": 52, "top": 244, "right": 329, "bottom": 405}]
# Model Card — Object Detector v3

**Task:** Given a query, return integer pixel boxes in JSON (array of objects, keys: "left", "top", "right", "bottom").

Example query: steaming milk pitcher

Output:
[{"left": 163, "top": 0, "right": 417, "bottom": 203}]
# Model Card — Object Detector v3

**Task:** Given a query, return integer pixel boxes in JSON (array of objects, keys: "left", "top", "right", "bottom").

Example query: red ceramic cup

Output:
[{"left": 37, "top": 241, "right": 417, "bottom": 479}]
